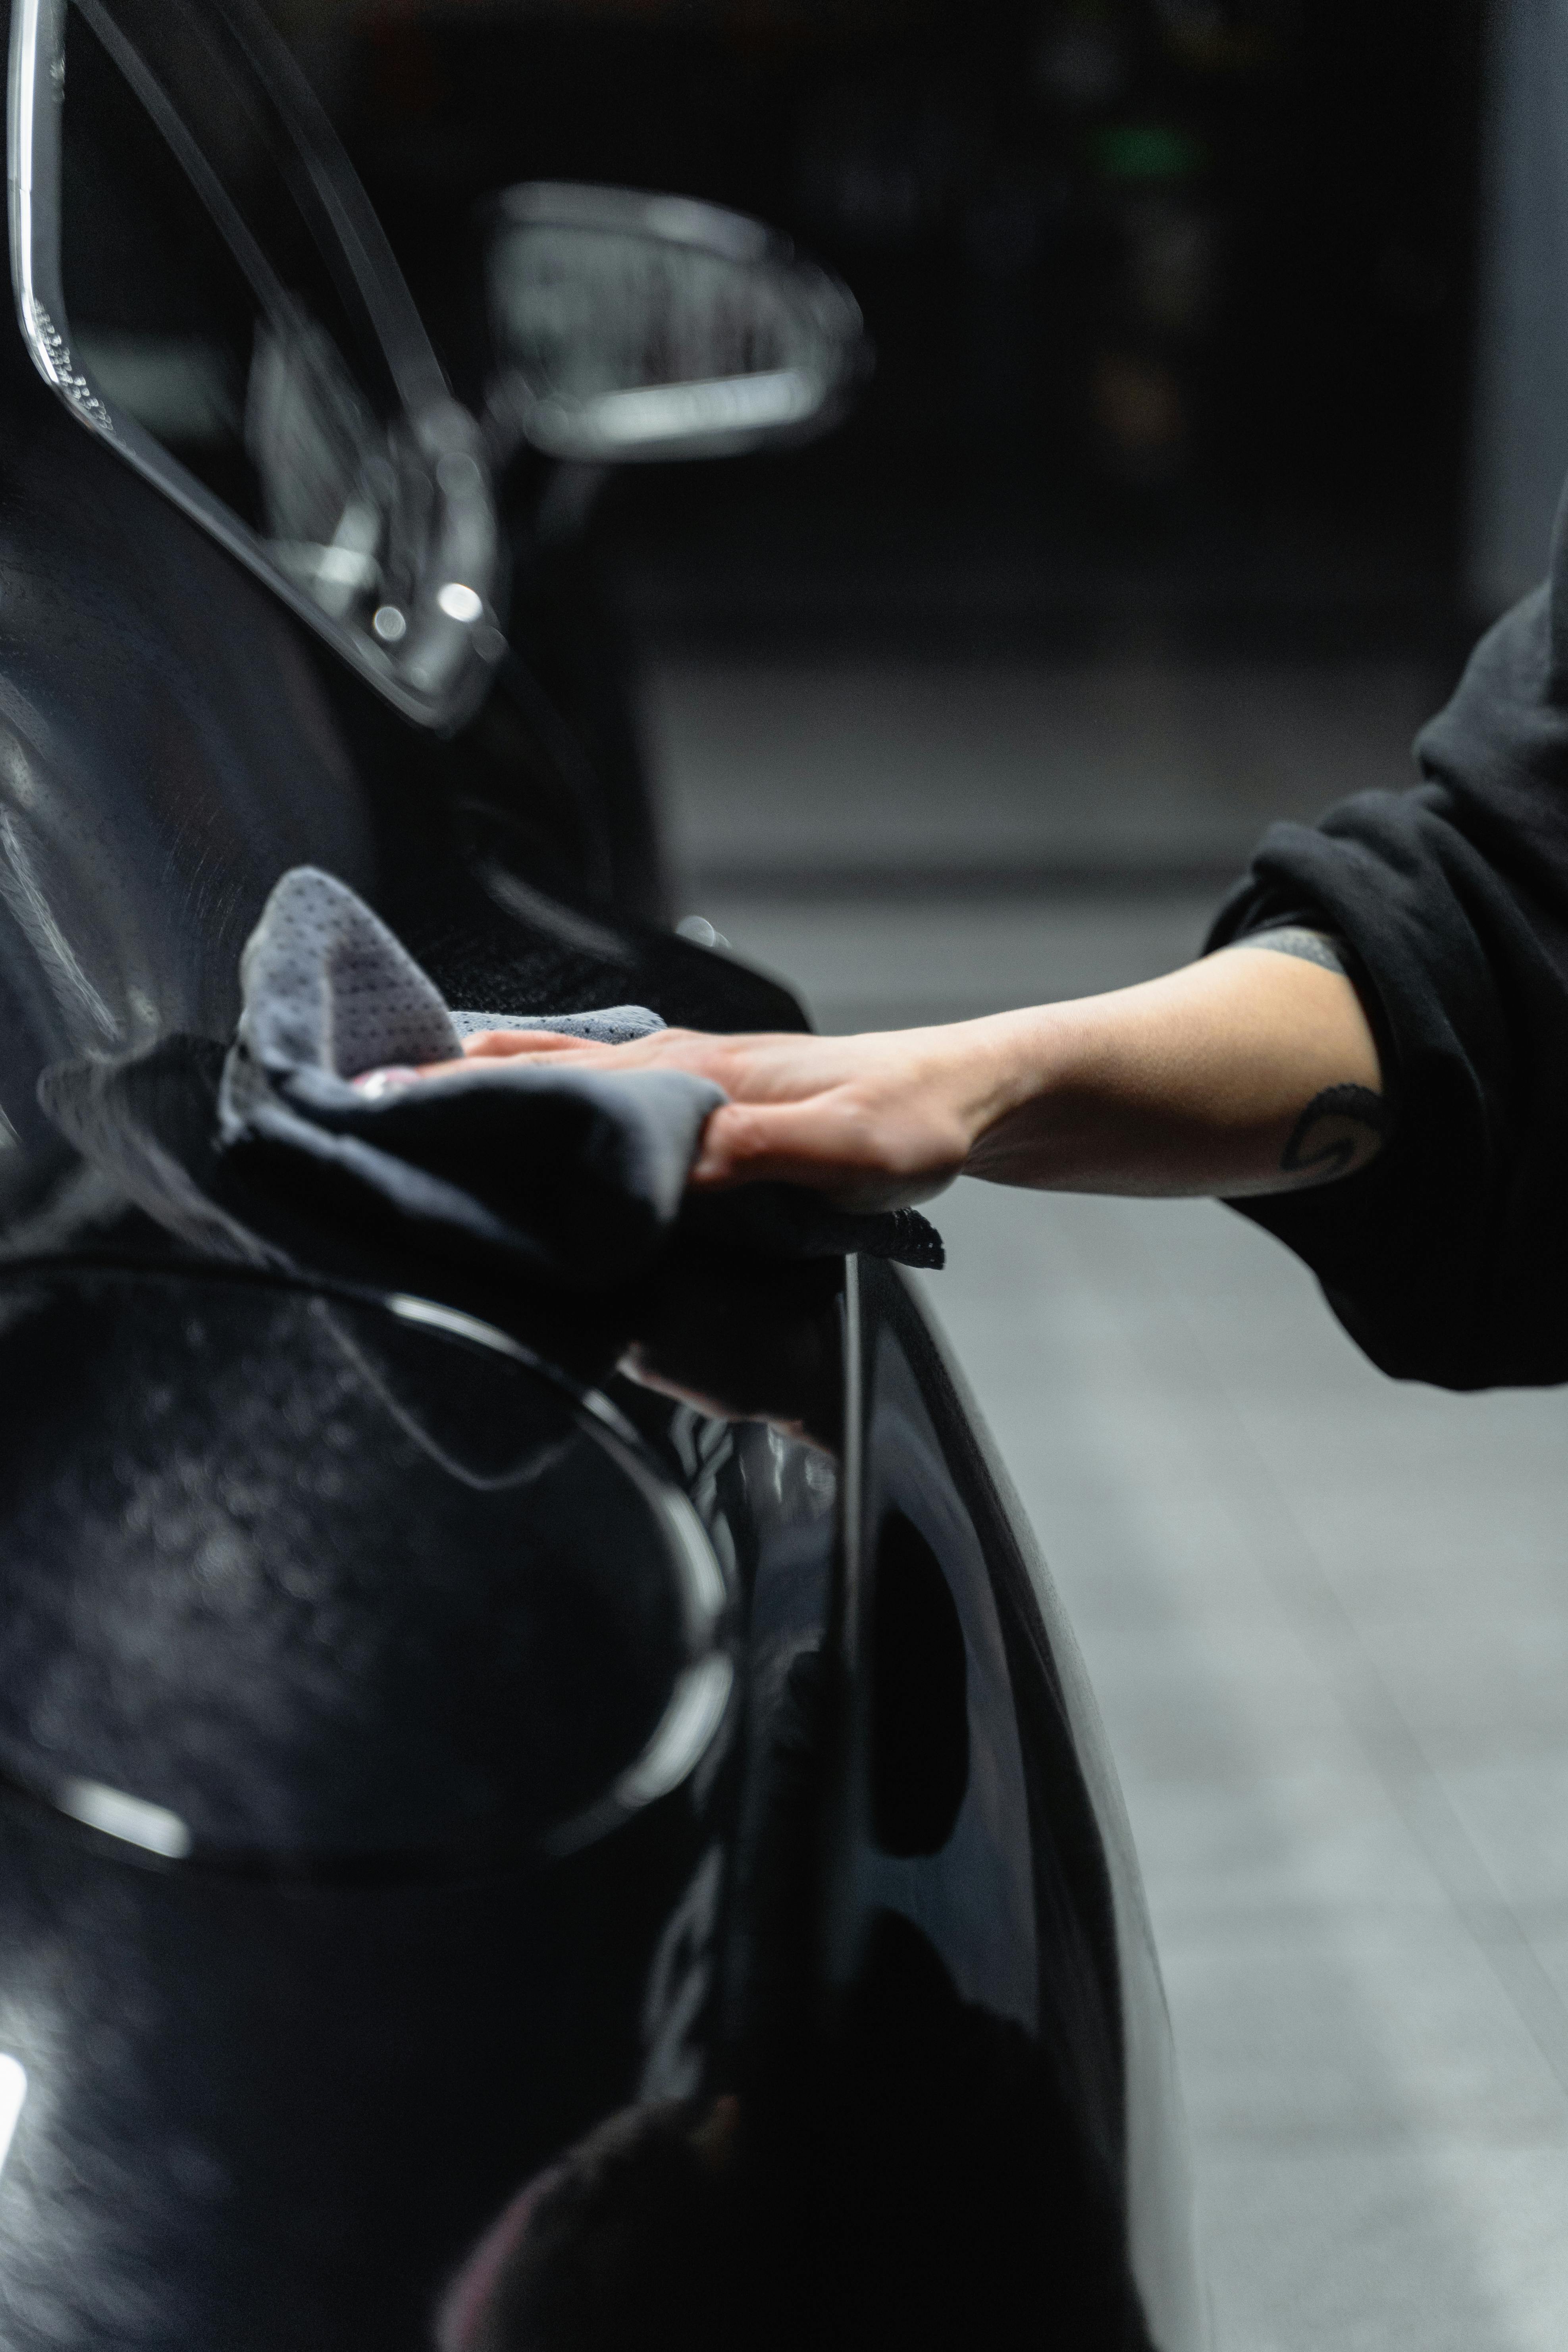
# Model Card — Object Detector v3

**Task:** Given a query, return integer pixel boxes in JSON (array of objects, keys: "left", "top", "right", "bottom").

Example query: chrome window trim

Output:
[{"left": 6, "top": 0, "right": 502, "bottom": 731}]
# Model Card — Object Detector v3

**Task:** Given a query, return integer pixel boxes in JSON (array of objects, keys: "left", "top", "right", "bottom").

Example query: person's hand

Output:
[
  {"left": 392, "top": 941, "right": 1387, "bottom": 1209},
  {"left": 412, "top": 1021, "right": 1024, "bottom": 1211}
]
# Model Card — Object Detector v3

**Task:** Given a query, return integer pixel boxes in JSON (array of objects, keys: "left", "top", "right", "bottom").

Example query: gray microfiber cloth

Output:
[{"left": 209, "top": 867, "right": 943, "bottom": 1290}]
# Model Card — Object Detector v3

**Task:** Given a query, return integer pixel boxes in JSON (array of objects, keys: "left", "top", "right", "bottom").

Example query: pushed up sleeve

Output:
[{"left": 1205, "top": 532, "right": 1568, "bottom": 1389}]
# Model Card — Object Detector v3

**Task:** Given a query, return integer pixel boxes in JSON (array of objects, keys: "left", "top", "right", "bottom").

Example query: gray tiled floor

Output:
[{"left": 651, "top": 649, "right": 1568, "bottom": 2350}]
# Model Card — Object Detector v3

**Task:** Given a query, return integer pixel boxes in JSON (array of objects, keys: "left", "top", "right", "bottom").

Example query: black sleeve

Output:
[{"left": 1204, "top": 525, "right": 1568, "bottom": 1390}]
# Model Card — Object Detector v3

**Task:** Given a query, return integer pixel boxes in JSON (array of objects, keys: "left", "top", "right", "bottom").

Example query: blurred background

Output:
[{"left": 275, "top": 6, "right": 1568, "bottom": 2347}]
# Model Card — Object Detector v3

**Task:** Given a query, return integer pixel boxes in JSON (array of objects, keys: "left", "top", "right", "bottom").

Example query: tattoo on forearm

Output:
[
  {"left": 1280, "top": 1084, "right": 1387, "bottom": 1185},
  {"left": 1225, "top": 926, "right": 1349, "bottom": 979}
]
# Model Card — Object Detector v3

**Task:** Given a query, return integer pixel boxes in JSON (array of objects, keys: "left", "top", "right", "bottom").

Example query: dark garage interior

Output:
[{"left": 285, "top": 0, "right": 1485, "bottom": 657}]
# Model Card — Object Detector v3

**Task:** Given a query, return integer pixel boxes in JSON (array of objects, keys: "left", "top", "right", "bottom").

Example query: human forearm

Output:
[
  {"left": 425, "top": 936, "right": 1386, "bottom": 1212},
  {"left": 959, "top": 942, "right": 1386, "bottom": 1198}
]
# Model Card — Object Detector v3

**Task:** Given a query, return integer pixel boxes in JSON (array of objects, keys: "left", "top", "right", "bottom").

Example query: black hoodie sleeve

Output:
[{"left": 1204, "top": 502, "right": 1568, "bottom": 1391}]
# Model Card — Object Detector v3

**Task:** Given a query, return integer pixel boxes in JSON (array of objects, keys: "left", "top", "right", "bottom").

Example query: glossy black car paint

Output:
[{"left": 0, "top": 7, "right": 1204, "bottom": 2346}]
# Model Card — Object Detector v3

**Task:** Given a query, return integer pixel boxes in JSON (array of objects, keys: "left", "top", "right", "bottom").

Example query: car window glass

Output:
[{"left": 58, "top": 0, "right": 428, "bottom": 628}]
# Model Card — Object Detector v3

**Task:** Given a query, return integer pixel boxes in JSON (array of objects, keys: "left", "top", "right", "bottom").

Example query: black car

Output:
[{"left": 0, "top": 4, "right": 1206, "bottom": 2346}]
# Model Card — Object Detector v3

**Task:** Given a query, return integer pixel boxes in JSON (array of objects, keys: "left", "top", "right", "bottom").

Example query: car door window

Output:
[
  {"left": 10, "top": 0, "right": 497, "bottom": 723},
  {"left": 61, "top": 3, "right": 422, "bottom": 623}
]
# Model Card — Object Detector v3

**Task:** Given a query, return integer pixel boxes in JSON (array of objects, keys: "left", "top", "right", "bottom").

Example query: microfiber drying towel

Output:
[{"left": 215, "top": 868, "right": 943, "bottom": 1289}]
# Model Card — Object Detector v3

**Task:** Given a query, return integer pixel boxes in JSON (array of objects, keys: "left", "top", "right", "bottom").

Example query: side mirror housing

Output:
[{"left": 483, "top": 183, "right": 867, "bottom": 467}]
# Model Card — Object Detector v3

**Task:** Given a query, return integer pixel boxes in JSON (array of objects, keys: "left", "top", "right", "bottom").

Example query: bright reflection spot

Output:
[
  {"left": 313, "top": 546, "right": 376, "bottom": 589},
  {"left": 435, "top": 451, "right": 484, "bottom": 501},
  {"left": 675, "top": 914, "right": 731, "bottom": 951},
  {"left": 58, "top": 1778, "right": 192, "bottom": 1859},
  {"left": 437, "top": 582, "right": 483, "bottom": 624},
  {"left": 372, "top": 603, "right": 408, "bottom": 643},
  {"left": 616, "top": 1653, "right": 735, "bottom": 1807},
  {"left": 536, "top": 368, "right": 821, "bottom": 458},
  {"left": 0, "top": 2056, "right": 24, "bottom": 2176}
]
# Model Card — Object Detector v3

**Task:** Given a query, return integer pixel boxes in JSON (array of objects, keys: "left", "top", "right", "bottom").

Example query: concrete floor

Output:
[{"left": 649, "top": 656, "right": 1568, "bottom": 2352}]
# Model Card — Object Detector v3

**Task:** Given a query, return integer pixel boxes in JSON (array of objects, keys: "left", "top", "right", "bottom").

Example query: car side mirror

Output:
[{"left": 482, "top": 183, "right": 867, "bottom": 467}]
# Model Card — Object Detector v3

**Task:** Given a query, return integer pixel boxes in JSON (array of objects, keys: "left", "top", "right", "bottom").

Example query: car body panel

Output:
[{"left": 0, "top": 3, "right": 1206, "bottom": 2343}]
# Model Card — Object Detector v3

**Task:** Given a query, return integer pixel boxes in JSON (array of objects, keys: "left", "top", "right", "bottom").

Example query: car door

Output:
[{"left": 836, "top": 1255, "right": 1208, "bottom": 2352}]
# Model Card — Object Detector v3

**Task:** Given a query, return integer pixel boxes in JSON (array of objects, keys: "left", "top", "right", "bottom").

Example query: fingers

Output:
[
  {"left": 690, "top": 1098, "right": 955, "bottom": 1210},
  {"left": 457, "top": 1027, "right": 728, "bottom": 1077},
  {"left": 410, "top": 1030, "right": 622, "bottom": 1077},
  {"left": 414, "top": 1028, "right": 725, "bottom": 1081},
  {"left": 457, "top": 1029, "right": 609, "bottom": 1061},
  {"left": 359, "top": 1017, "right": 963, "bottom": 1212},
  {"left": 456, "top": 1027, "right": 859, "bottom": 1099},
  {"left": 690, "top": 1097, "right": 859, "bottom": 1186}
]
